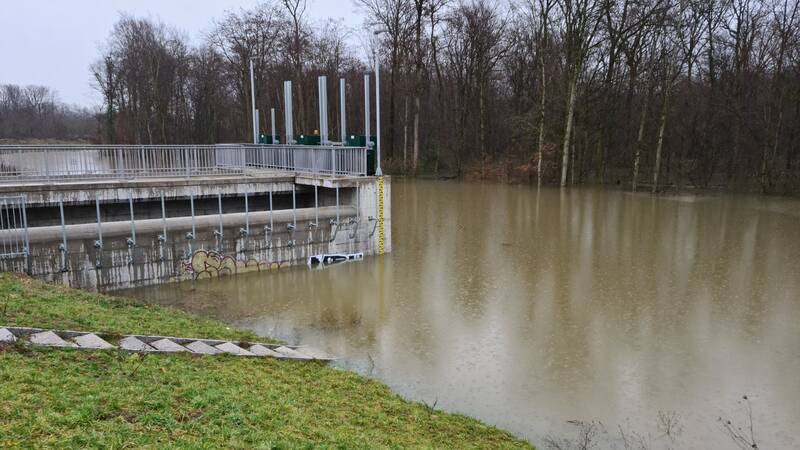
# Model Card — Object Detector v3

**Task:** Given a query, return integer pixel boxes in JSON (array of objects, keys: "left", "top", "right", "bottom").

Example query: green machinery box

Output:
[
  {"left": 297, "top": 135, "right": 321, "bottom": 145},
  {"left": 258, "top": 134, "right": 279, "bottom": 144},
  {"left": 346, "top": 135, "right": 377, "bottom": 176}
]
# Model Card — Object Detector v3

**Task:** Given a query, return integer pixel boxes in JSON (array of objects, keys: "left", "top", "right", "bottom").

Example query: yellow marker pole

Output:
[{"left": 378, "top": 176, "right": 385, "bottom": 255}]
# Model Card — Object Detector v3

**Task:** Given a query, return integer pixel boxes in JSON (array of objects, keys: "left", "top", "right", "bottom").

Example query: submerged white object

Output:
[{"left": 308, "top": 253, "right": 364, "bottom": 266}]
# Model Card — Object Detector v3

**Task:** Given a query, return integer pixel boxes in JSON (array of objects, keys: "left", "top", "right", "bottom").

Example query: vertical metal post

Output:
[
  {"left": 336, "top": 186, "right": 340, "bottom": 224},
  {"left": 250, "top": 57, "right": 258, "bottom": 144},
  {"left": 364, "top": 74, "right": 371, "bottom": 143},
  {"left": 255, "top": 109, "right": 260, "bottom": 142},
  {"left": 128, "top": 195, "right": 136, "bottom": 247},
  {"left": 190, "top": 193, "right": 196, "bottom": 238},
  {"left": 292, "top": 185, "right": 297, "bottom": 229},
  {"left": 21, "top": 197, "right": 30, "bottom": 274},
  {"left": 284, "top": 80, "right": 294, "bottom": 144},
  {"left": 59, "top": 198, "right": 67, "bottom": 271},
  {"left": 340, "top": 78, "right": 347, "bottom": 143},
  {"left": 95, "top": 195, "right": 103, "bottom": 249},
  {"left": 374, "top": 52, "right": 383, "bottom": 176},
  {"left": 318, "top": 76, "right": 328, "bottom": 145},
  {"left": 271, "top": 108, "right": 277, "bottom": 144},
  {"left": 269, "top": 190, "right": 274, "bottom": 232},
  {"left": 244, "top": 191, "right": 250, "bottom": 235},
  {"left": 218, "top": 192, "right": 223, "bottom": 237},
  {"left": 314, "top": 185, "right": 319, "bottom": 226},
  {"left": 160, "top": 192, "right": 167, "bottom": 242}
]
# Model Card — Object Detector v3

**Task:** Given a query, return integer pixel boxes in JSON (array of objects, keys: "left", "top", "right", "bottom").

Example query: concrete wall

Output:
[{"left": 1, "top": 176, "right": 391, "bottom": 291}]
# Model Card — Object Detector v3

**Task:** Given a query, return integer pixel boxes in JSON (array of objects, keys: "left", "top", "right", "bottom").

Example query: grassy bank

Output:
[{"left": 0, "top": 274, "right": 532, "bottom": 449}]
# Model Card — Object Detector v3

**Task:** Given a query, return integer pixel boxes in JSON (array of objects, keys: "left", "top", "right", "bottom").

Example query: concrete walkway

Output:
[{"left": 0, "top": 326, "right": 332, "bottom": 361}]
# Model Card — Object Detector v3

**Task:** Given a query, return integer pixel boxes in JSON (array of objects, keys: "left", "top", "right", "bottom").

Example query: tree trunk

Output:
[
  {"left": 413, "top": 96, "right": 420, "bottom": 174},
  {"left": 652, "top": 87, "right": 670, "bottom": 194},
  {"left": 632, "top": 97, "right": 648, "bottom": 192},
  {"left": 561, "top": 76, "right": 578, "bottom": 187},
  {"left": 537, "top": 43, "right": 547, "bottom": 187},
  {"left": 403, "top": 95, "right": 409, "bottom": 171}
]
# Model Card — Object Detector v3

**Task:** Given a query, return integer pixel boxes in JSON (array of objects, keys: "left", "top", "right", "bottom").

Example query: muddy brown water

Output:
[{"left": 123, "top": 179, "right": 800, "bottom": 448}]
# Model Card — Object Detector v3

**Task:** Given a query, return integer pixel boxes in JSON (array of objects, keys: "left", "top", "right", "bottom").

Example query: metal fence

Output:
[
  {"left": 0, "top": 196, "right": 28, "bottom": 260},
  {"left": 245, "top": 145, "right": 366, "bottom": 176},
  {"left": 0, "top": 144, "right": 367, "bottom": 183}
]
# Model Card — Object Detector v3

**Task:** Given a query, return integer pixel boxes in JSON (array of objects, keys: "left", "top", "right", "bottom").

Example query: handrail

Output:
[{"left": 0, "top": 143, "right": 367, "bottom": 183}]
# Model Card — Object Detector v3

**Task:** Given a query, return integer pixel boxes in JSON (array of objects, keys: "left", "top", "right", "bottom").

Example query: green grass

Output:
[{"left": 0, "top": 274, "right": 532, "bottom": 449}]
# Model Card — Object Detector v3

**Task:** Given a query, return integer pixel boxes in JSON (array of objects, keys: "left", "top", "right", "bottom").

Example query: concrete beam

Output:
[
  {"left": 18, "top": 206, "right": 356, "bottom": 243},
  {"left": 295, "top": 175, "right": 384, "bottom": 189}
]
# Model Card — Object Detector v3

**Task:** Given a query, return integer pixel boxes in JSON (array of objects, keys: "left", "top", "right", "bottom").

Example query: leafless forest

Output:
[
  {"left": 0, "top": 84, "right": 95, "bottom": 141},
  {"left": 2, "top": 0, "right": 799, "bottom": 193}
]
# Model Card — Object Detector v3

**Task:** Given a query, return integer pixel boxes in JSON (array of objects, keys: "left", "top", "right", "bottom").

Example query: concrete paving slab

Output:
[
  {"left": 215, "top": 342, "right": 255, "bottom": 356},
  {"left": 73, "top": 333, "right": 114, "bottom": 349},
  {"left": 119, "top": 336, "right": 155, "bottom": 352},
  {"left": 274, "top": 346, "right": 312, "bottom": 359},
  {"left": 29, "top": 331, "right": 77, "bottom": 347},
  {"left": 0, "top": 328, "right": 17, "bottom": 343},
  {"left": 249, "top": 344, "right": 284, "bottom": 358},
  {"left": 186, "top": 340, "right": 223, "bottom": 355},
  {"left": 150, "top": 338, "right": 188, "bottom": 352}
]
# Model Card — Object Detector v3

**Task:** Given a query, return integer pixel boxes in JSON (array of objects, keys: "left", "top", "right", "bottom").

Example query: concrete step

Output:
[
  {"left": 0, "top": 328, "right": 16, "bottom": 343},
  {"left": 29, "top": 331, "right": 77, "bottom": 348},
  {"left": 0, "top": 325, "right": 334, "bottom": 362},
  {"left": 186, "top": 340, "right": 223, "bottom": 355},
  {"left": 119, "top": 336, "right": 155, "bottom": 352},
  {"left": 215, "top": 342, "right": 255, "bottom": 356},
  {"left": 150, "top": 338, "right": 188, "bottom": 352},
  {"left": 73, "top": 333, "right": 114, "bottom": 349},
  {"left": 249, "top": 344, "right": 284, "bottom": 358}
]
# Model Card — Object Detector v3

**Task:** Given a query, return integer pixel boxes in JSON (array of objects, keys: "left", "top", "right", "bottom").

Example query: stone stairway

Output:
[{"left": 0, "top": 326, "right": 332, "bottom": 361}]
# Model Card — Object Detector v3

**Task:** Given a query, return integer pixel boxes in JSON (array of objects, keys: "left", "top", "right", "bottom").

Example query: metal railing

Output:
[
  {"left": 0, "top": 144, "right": 367, "bottom": 183},
  {"left": 245, "top": 144, "right": 367, "bottom": 176},
  {"left": 0, "top": 196, "right": 29, "bottom": 260}
]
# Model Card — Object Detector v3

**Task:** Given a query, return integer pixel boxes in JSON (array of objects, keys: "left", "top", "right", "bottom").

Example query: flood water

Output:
[{"left": 123, "top": 179, "right": 800, "bottom": 449}]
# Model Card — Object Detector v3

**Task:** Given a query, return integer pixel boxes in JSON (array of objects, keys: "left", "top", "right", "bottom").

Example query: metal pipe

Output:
[
  {"left": 128, "top": 195, "right": 136, "bottom": 247},
  {"left": 292, "top": 185, "right": 297, "bottom": 229},
  {"left": 318, "top": 76, "right": 328, "bottom": 145},
  {"left": 255, "top": 109, "right": 260, "bottom": 142},
  {"left": 95, "top": 195, "right": 103, "bottom": 249},
  {"left": 21, "top": 197, "right": 29, "bottom": 257},
  {"left": 271, "top": 108, "right": 277, "bottom": 144},
  {"left": 340, "top": 78, "right": 347, "bottom": 143},
  {"left": 59, "top": 197, "right": 67, "bottom": 271},
  {"left": 59, "top": 199, "right": 67, "bottom": 249},
  {"left": 250, "top": 57, "right": 258, "bottom": 144},
  {"left": 374, "top": 51, "right": 383, "bottom": 175},
  {"left": 160, "top": 192, "right": 167, "bottom": 243},
  {"left": 364, "top": 74, "right": 371, "bottom": 144},
  {"left": 218, "top": 193, "right": 224, "bottom": 237},
  {"left": 284, "top": 80, "right": 294, "bottom": 144},
  {"left": 269, "top": 190, "right": 274, "bottom": 232},
  {"left": 244, "top": 191, "right": 250, "bottom": 235},
  {"left": 189, "top": 193, "right": 196, "bottom": 239}
]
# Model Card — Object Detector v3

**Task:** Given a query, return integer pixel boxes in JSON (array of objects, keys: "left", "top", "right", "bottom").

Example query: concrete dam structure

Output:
[
  {"left": 0, "top": 154, "right": 390, "bottom": 291},
  {"left": 0, "top": 74, "right": 392, "bottom": 291}
]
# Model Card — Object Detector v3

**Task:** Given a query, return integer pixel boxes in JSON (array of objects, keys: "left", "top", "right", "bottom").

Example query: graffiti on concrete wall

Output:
[{"left": 179, "top": 249, "right": 283, "bottom": 280}]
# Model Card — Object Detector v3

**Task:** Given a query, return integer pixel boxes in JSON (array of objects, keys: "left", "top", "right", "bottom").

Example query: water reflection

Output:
[{"left": 123, "top": 180, "right": 800, "bottom": 449}]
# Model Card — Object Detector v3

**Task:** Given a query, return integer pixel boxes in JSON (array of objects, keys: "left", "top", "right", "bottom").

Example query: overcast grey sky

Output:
[{"left": 0, "top": 1, "right": 365, "bottom": 107}]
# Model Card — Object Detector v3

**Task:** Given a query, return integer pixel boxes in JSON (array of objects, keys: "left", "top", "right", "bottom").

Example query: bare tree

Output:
[{"left": 557, "top": 0, "right": 604, "bottom": 186}]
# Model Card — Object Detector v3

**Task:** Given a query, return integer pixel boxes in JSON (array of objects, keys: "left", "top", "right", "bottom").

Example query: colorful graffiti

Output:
[{"left": 179, "top": 249, "right": 283, "bottom": 280}]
